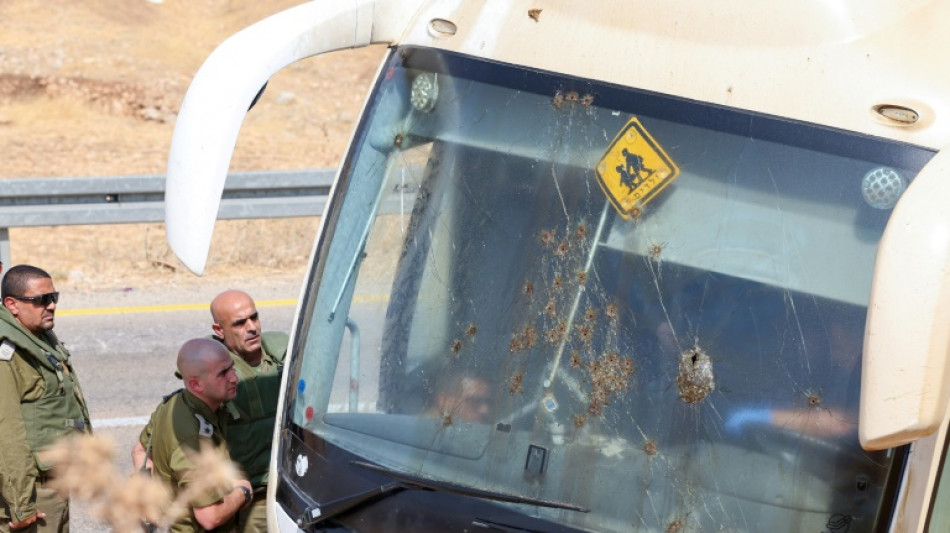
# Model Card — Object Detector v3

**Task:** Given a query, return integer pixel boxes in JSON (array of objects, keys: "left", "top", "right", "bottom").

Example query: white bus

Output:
[{"left": 163, "top": 1, "right": 950, "bottom": 531}]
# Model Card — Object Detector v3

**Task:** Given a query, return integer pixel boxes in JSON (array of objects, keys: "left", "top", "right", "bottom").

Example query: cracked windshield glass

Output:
[{"left": 289, "top": 48, "right": 933, "bottom": 531}]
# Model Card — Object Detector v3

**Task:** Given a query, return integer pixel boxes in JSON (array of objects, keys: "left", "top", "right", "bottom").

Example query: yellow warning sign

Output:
[{"left": 595, "top": 117, "right": 679, "bottom": 219}]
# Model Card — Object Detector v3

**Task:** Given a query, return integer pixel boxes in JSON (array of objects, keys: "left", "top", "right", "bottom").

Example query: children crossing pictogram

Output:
[{"left": 596, "top": 117, "right": 679, "bottom": 219}]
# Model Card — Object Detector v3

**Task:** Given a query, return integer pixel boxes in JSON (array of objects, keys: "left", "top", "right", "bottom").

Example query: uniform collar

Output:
[
  {"left": 0, "top": 306, "right": 63, "bottom": 361},
  {"left": 181, "top": 388, "right": 224, "bottom": 426},
  {"left": 213, "top": 334, "right": 275, "bottom": 370}
]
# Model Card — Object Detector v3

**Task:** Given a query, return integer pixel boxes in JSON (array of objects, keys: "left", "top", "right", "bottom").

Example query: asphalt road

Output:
[{"left": 51, "top": 278, "right": 302, "bottom": 532}]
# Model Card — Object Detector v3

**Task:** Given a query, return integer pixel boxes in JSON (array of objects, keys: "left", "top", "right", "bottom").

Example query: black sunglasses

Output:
[{"left": 11, "top": 292, "right": 60, "bottom": 306}]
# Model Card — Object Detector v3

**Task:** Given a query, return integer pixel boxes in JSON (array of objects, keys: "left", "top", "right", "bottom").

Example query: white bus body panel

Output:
[{"left": 163, "top": 1, "right": 950, "bottom": 531}]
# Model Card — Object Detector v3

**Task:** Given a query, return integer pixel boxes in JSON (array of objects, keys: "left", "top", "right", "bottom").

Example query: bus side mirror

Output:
[
  {"left": 860, "top": 147, "right": 950, "bottom": 450},
  {"left": 164, "top": 0, "right": 423, "bottom": 275}
]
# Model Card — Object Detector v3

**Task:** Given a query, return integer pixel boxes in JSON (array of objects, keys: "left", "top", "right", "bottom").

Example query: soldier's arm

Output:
[
  {"left": 170, "top": 443, "right": 252, "bottom": 529},
  {"left": 9, "top": 511, "right": 46, "bottom": 531},
  {"left": 0, "top": 357, "right": 41, "bottom": 524},
  {"left": 132, "top": 409, "right": 158, "bottom": 473},
  {"left": 130, "top": 441, "right": 153, "bottom": 473},
  {"left": 192, "top": 479, "right": 253, "bottom": 530}
]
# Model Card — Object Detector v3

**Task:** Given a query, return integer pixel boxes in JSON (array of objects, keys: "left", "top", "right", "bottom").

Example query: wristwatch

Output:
[{"left": 238, "top": 485, "right": 252, "bottom": 505}]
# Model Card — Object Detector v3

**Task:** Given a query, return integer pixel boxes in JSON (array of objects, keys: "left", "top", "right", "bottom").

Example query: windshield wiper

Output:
[
  {"left": 293, "top": 478, "right": 414, "bottom": 528},
  {"left": 351, "top": 460, "right": 589, "bottom": 513},
  {"left": 472, "top": 517, "right": 549, "bottom": 533},
  {"left": 291, "top": 460, "right": 587, "bottom": 529}
]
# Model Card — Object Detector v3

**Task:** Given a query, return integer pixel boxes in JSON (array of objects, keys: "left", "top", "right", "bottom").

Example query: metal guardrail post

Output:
[
  {"left": 0, "top": 227, "right": 10, "bottom": 269},
  {"left": 0, "top": 169, "right": 336, "bottom": 266}
]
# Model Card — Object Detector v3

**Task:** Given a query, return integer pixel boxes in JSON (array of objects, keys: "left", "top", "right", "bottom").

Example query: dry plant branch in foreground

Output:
[{"left": 46, "top": 434, "right": 241, "bottom": 533}]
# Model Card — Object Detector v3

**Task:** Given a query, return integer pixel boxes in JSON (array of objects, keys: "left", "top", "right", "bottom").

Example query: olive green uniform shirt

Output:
[
  {"left": 0, "top": 307, "right": 91, "bottom": 524},
  {"left": 221, "top": 331, "right": 288, "bottom": 489},
  {"left": 152, "top": 333, "right": 288, "bottom": 490},
  {"left": 140, "top": 390, "right": 233, "bottom": 533}
]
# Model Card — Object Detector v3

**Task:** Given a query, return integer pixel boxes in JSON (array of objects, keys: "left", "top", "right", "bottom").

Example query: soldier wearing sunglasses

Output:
[{"left": 0, "top": 265, "right": 91, "bottom": 532}]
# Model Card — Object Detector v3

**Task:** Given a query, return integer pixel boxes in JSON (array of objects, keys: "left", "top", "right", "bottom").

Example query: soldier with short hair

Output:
[
  {"left": 0, "top": 265, "right": 92, "bottom": 532},
  {"left": 140, "top": 338, "right": 252, "bottom": 533},
  {"left": 209, "top": 290, "right": 288, "bottom": 533},
  {"left": 133, "top": 291, "right": 287, "bottom": 533}
]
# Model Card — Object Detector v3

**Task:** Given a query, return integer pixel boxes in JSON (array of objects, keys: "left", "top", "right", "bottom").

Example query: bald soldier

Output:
[
  {"left": 136, "top": 339, "right": 252, "bottom": 533},
  {"left": 134, "top": 292, "right": 288, "bottom": 533},
  {"left": 1, "top": 265, "right": 91, "bottom": 533},
  {"left": 209, "top": 290, "right": 288, "bottom": 533}
]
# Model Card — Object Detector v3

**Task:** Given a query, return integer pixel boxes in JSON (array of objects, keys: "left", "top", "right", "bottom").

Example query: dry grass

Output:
[
  {"left": 1, "top": 1, "right": 386, "bottom": 291},
  {"left": 48, "top": 434, "right": 243, "bottom": 533}
]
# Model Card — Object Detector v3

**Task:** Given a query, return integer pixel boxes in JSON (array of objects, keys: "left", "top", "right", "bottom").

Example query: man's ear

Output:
[
  {"left": 3, "top": 297, "right": 18, "bottom": 315},
  {"left": 211, "top": 322, "right": 223, "bottom": 338},
  {"left": 187, "top": 376, "right": 203, "bottom": 394}
]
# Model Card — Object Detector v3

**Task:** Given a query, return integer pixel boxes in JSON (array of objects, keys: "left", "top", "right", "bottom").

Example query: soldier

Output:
[
  {"left": 133, "top": 291, "right": 287, "bottom": 532},
  {"left": 0, "top": 265, "right": 92, "bottom": 532},
  {"left": 137, "top": 338, "right": 251, "bottom": 533},
  {"left": 208, "top": 290, "right": 288, "bottom": 533}
]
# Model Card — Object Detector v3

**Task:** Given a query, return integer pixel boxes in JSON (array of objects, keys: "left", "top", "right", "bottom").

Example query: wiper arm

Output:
[
  {"left": 294, "top": 479, "right": 414, "bottom": 528},
  {"left": 351, "top": 460, "right": 589, "bottom": 513},
  {"left": 473, "top": 517, "right": 548, "bottom": 533},
  {"left": 291, "top": 459, "right": 587, "bottom": 528}
]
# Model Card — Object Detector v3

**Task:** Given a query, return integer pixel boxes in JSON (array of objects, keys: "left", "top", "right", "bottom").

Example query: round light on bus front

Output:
[
  {"left": 411, "top": 73, "right": 439, "bottom": 113},
  {"left": 861, "top": 167, "right": 906, "bottom": 210}
]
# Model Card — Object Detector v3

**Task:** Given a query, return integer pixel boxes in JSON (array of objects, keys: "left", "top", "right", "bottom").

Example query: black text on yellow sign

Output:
[{"left": 595, "top": 117, "right": 679, "bottom": 219}]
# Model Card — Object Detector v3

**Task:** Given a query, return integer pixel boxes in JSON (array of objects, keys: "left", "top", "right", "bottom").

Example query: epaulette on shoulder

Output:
[
  {"left": 0, "top": 339, "right": 15, "bottom": 362},
  {"left": 162, "top": 388, "right": 184, "bottom": 403}
]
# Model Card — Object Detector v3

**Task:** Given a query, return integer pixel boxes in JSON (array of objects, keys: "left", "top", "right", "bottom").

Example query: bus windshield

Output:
[{"left": 282, "top": 47, "right": 933, "bottom": 532}]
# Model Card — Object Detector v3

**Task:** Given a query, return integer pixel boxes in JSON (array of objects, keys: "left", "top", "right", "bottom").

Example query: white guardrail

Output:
[{"left": 0, "top": 169, "right": 335, "bottom": 266}]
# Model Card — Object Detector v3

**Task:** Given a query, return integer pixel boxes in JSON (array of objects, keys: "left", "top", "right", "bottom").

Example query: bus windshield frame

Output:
[{"left": 277, "top": 46, "right": 931, "bottom": 532}]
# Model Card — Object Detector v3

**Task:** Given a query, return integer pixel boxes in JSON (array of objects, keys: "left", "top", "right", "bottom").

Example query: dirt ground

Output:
[{"left": 0, "top": 0, "right": 387, "bottom": 292}]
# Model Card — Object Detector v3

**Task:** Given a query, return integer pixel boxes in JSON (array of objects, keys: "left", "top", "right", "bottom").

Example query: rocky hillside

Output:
[{"left": 0, "top": 0, "right": 385, "bottom": 289}]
